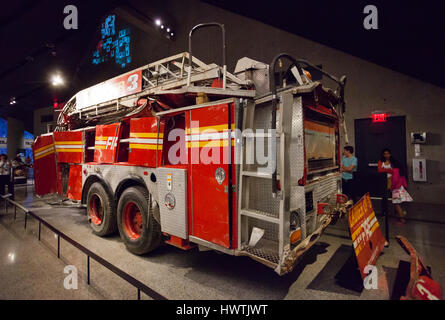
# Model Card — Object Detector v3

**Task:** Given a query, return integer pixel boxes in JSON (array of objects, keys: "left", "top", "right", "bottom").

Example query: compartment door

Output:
[
  {"left": 53, "top": 131, "right": 84, "bottom": 163},
  {"left": 94, "top": 123, "right": 121, "bottom": 163},
  {"left": 33, "top": 135, "right": 57, "bottom": 196},
  {"left": 187, "top": 103, "right": 235, "bottom": 248}
]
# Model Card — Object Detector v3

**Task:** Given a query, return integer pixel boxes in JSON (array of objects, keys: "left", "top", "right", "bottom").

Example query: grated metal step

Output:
[{"left": 241, "top": 209, "right": 279, "bottom": 224}]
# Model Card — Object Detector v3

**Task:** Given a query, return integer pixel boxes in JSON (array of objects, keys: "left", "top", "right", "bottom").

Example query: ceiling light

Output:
[
  {"left": 161, "top": 25, "right": 164, "bottom": 29},
  {"left": 155, "top": 19, "right": 161, "bottom": 26},
  {"left": 51, "top": 74, "right": 64, "bottom": 86},
  {"left": 166, "top": 27, "right": 170, "bottom": 32}
]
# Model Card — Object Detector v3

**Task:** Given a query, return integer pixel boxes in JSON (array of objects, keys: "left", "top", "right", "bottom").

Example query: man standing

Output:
[
  {"left": 341, "top": 146, "right": 357, "bottom": 202},
  {"left": 0, "top": 154, "right": 13, "bottom": 199}
]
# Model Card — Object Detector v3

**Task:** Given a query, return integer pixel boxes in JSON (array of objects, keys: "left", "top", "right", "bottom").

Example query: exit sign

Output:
[{"left": 372, "top": 113, "right": 387, "bottom": 123}]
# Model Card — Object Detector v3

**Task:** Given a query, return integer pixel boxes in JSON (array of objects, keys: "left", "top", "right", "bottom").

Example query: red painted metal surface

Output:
[
  {"left": 66, "top": 165, "right": 83, "bottom": 200},
  {"left": 348, "top": 193, "right": 386, "bottom": 280},
  {"left": 53, "top": 131, "right": 84, "bottom": 163},
  {"left": 89, "top": 194, "right": 103, "bottom": 225},
  {"left": 123, "top": 201, "right": 143, "bottom": 240},
  {"left": 396, "top": 235, "right": 442, "bottom": 300},
  {"left": 76, "top": 69, "right": 142, "bottom": 109},
  {"left": 165, "top": 235, "right": 195, "bottom": 250},
  {"left": 94, "top": 123, "right": 121, "bottom": 163},
  {"left": 33, "top": 135, "right": 58, "bottom": 196},
  {"left": 186, "top": 103, "right": 236, "bottom": 249},
  {"left": 128, "top": 117, "right": 164, "bottom": 167}
]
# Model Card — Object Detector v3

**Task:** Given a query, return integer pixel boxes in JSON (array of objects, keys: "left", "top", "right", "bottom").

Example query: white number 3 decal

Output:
[{"left": 127, "top": 74, "right": 138, "bottom": 91}]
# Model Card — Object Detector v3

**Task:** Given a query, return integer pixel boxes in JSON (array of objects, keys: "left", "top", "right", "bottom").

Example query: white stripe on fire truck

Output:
[
  {"left": 129, "top": 138, "right": 163, "bottom": 144},
  {"left": 34, "top": 143, "right": 54, "bottom": 154},
  {"left": 55, "top": 145, "right": 83, "bottom": 149},
  {"left": 186, "top": 140, "right": 235, "bottom": 148},
  {"left": 35, "top": 148, "right": 55, "bottom": 160},
  {"left": 129, "top": 144, "right": 163, "bottom": 150},
  {"left": 186, "top": 124, "right": 235, "bottom": 134},
  {"left": 185, "top": 129, "right": 235, "bottom": 148},
  {"left": 130, "top": 132, "right": 164, "bottom": 138},
  {"left": 185, "top": 131, "right": 235, "bottom": 141}
]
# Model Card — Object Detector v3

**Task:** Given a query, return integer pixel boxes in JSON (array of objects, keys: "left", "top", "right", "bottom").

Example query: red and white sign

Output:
[
  {"left": 76, "top": 69, "right": 142, "bottom": 110},
  {"left": 348, "top": 193, "right": 386, "bottom": 280}
]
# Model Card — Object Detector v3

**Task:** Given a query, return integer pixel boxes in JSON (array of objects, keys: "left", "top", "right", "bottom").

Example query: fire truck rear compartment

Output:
[{"left": 236, "top": 88, "right": 341, "bottom": 273}]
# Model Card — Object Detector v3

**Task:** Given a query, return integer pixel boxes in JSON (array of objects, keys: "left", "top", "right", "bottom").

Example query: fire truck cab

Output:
[{"left": 33, "top": 24, "right": 348, "bottom": 275}]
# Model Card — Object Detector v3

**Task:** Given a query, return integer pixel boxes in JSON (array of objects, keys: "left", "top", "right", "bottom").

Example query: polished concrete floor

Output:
[{"left": 0, "top": 185, "right": 444, "bottom": 300}]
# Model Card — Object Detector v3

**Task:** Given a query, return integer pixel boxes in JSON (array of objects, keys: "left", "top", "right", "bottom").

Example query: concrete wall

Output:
[
  {"left": 6, "top": 117, "right": 24, "bottom": 160},
  {"left": 119, "top": 0, "right": 445, "bottom": 204}
]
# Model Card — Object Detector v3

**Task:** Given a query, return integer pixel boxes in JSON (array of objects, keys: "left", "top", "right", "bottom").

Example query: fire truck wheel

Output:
[
  {"left": 87, "top": 182, "right": 117, "bottom": 236},
  {"left": 117, "top": 186, "right": 161, "bottom": 255}
]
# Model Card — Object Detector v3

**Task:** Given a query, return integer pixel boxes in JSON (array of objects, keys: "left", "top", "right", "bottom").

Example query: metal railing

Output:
[{"left": 0, "top": 194, "right": 167, "bottom": 300}]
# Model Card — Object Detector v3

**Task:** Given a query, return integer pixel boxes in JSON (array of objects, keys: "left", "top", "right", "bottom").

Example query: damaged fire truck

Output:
[{"left": 33, "top": 23, "right": 349, "bottom": 275}]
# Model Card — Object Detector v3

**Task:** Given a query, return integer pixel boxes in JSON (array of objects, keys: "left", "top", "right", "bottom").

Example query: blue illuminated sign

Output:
[{"left": 92, "top": 15, "right": 131, "bottom": 68}]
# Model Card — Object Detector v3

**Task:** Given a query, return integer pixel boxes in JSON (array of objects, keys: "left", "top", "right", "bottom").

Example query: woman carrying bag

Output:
[{"left": 391, "top": 160, "right": 412, "bottom": 224}]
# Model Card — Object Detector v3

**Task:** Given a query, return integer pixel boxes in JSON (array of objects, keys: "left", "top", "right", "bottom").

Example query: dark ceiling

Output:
[
  {"left": 204, "top": 0, "right": 445, "bottom": 88},
  {"left": 1, "top": 0, "right": 444, "bottom": 131},
  {"left": 0, "top": 0, "right": 127, "bottom": 129}
]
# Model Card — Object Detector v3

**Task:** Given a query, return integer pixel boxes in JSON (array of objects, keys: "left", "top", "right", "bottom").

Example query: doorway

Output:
[{"left": 354, "top": 116, "right": 407, "bottom": 176}]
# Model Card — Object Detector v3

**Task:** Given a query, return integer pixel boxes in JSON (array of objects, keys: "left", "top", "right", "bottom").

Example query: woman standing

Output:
[
  {"left": 391, "top": 160, "right": 412, "bottom": 224},
  {"left": 378, "top": 148, "right": 394, "bottom": 192},
  {"left": 0, "top": 154, "right": 12, "bottom": 197}
]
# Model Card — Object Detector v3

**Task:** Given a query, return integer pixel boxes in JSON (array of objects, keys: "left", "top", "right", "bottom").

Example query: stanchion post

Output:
[
  {"left": 382, "top": 189, "right": 389, "bottom": 244},
  {"left": 87, "top": 256, "right": 90, "bottom": 285},
  {"left": 138, "top": 288, "right": 141, "bottom": 300},
  {"left": 38, "top": 221, "right": 41, "bottom": 241},
  {"left": 24, "top": 211, "right": 27, "bottom": 229},
  {"left": 57, "top": 235, "right": 60, "bottom": 258}
]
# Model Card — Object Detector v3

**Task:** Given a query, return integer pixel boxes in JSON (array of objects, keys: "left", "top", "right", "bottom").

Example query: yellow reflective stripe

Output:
[
  {"left": 54, "top": 141, "right": 83, "bottom": 145},
  {"left": 130, "top": 132, "right": 164, "bottom": 138},
  {"left": 370, "top": 219, "right": 379, "bottom": 234},
  {"left": 56, "top": 149, "right": 83, "bottom": 153},
  {"left": 355, "top": 243, "right": 363, "bottom": 257},
  {"left": 34, "top": 144, "right": 54, "bottom": 154},
  {"left": 35, "top": 149, "right": 55, "bottom": 160},
  {"left": 186, "top": 124, "right": 235, "bottom": 134},
  {"left": 351, "top": 226, "right": 362, "bottom": 241},
  {"left": 129, "top": 144, "right": 163, "bottom": 150},
  {"left": 95, "top": 145, "right": 106, "bottom": 149},
  {"left": 186, "top": 140, "right": 235, "bottom": 148}
]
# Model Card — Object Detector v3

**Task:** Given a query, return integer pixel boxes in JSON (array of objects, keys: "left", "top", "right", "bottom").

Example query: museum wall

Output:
[
  {"left": 33, "top": 106, "right": 56, "bottom": 137},
  {"left": 80, "top": 0, "right": 445, "bottom": 204}
]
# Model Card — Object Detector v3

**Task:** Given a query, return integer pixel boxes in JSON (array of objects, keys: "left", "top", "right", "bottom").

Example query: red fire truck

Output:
[{"left": 33, "top": 23, "right": 349, "bottom": 275}]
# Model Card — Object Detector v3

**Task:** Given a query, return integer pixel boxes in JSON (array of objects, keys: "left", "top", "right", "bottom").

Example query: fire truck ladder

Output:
[
  {"left": 237, "top": 92, "right": 293, "bottom": 270},
  {"left": 58, "top": 23, "right": 255, "bottom": 130},
  {"left": 57, "top": 52, "right": 253, "bottom": 130}
]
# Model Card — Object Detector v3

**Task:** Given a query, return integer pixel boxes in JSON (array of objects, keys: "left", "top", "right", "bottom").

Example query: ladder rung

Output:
[
  {"left": 241, "top": 209, "right": 279, "bottom": 224},
  {"left": 241, "top": 171, "right": 281, "bottom": 180},
  {"left": 242, "top": 171, "right": 272, "bottom": 178}
]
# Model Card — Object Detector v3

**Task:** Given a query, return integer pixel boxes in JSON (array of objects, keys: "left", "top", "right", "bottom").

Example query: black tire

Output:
[
  {"left": 117, "top": 186, "right": 161, "bottom": 255},
  {"left": 86, "top": 182, "right": 117, "bottom": 236}
]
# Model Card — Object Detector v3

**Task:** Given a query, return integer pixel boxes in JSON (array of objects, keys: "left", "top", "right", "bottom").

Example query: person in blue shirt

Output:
[{"left": 341, "top": 146, "right": 357, "bottom": 202}]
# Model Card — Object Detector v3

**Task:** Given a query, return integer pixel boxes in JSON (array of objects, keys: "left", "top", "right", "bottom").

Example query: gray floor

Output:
[{"left": 0, "top": 185, "right": 444, "bottom": 300}]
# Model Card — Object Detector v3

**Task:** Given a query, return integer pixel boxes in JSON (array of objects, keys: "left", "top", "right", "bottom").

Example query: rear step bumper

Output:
[{"left": 236, "top": 215, "right": 333, "bottom": 275}]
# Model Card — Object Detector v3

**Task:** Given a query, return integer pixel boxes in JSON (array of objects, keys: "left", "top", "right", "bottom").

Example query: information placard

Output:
[{"left": 348, "top": 193, "right": 386, "bottom": 279}]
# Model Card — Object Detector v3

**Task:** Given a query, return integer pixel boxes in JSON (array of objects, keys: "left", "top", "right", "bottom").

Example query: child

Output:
[{"left": 391, "top": 160, "right": 412, "bottom": 224}]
